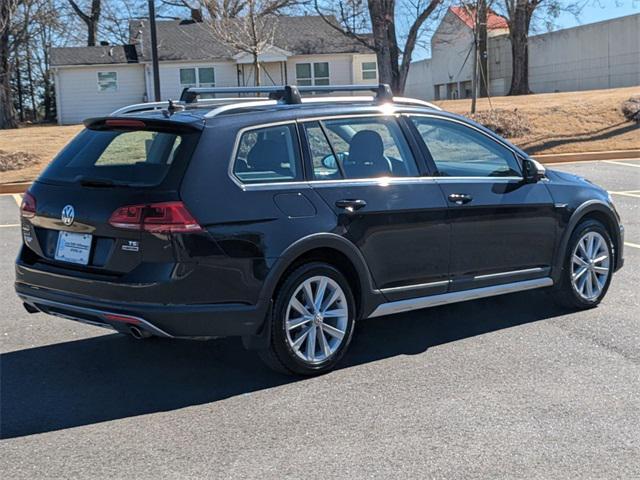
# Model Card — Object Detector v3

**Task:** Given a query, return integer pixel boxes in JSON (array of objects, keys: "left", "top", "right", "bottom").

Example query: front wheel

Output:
[
  {"left": 258, "top": 262, "right": 356, "bottom": 376},
  {"left": 552, "top": 219, "right": 614, "bottom": 309}
]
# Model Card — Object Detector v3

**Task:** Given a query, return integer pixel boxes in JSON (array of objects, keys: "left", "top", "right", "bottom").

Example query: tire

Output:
[
  {"left": 258, "top": 262, "right": 356, "bottom": 376},
  {"left": 552, "top": 219, "right": 614, "bottom": 310}
]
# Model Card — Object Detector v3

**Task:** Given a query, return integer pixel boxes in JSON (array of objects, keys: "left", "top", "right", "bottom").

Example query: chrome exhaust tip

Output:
[{"left": 129, "top": 325, "right": 152, "bottom": 340}]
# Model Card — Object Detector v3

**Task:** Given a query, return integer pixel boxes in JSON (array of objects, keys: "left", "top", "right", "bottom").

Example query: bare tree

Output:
[
  {"left": 0, "top": 0, "right": 18, "bottom": 128},
  {"left": 499, "top": 0, "right": 582, "bottom": 95},
  {"left": 315, "top": 0, "right": 446, "bottom": 94},
  {"left": 68, "top": 0, "right": 101, "bottom": 46},
  {"left": 207, "top": 0, "right": 298, "bottom": 86}
]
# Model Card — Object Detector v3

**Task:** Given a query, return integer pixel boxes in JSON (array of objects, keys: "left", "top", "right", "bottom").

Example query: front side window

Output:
[
  {"left": 180, "top": 67, "right": 215, "bottom": 88},
  {"left": 361, "top": 61, "right": 377, "bottom": 80},
  {"left": 296, "top": 62, "right": 330, "bottom": 86},
  {"left": 233, "top": 124, "right": 302, "bottom": 184},
  {"left": 410, "top": 117, "right": 522, "bottom": 177},
  {"left": 97, "top": 72, "right": 117, "bottom": 92},
  {"left": 304, "top": 117, "right": 418, "bottom": 180}
]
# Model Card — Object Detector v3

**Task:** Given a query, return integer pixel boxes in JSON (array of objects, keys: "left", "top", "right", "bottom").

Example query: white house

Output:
[
  {"left": 51, "top": 16, "right": 378, "bottom": 125},
  {"left": 405, "top": 8, "right": 640, "bottom": 101}
]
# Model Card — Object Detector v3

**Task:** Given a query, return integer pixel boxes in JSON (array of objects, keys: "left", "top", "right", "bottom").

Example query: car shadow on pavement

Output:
[{"left": 1, "top": 289, "right": 568, "bottom": 439}]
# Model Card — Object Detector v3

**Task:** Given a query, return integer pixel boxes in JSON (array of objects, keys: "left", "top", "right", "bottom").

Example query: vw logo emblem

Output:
[{"left": 61, "top": 205, "right": 75, "bottom": 226}]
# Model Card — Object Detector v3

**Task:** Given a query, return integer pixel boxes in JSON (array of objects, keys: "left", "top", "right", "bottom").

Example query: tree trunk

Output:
[
  {"left": 508, "top": 3, "right": 531, "bottom": 95},
  {"left": 87, "top": 20, "right": 97, "bottom": 46},
  {"left": 368, "top": 0, "right": 402, "bottom": 93},
  {"left": 0, "top": 2, "right": 17, "bottom": 129},
  {"left": 253, "top": 51, "right": 261, "bottom": 86}
]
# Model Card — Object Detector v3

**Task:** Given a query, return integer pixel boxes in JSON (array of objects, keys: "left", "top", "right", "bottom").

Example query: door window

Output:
[
  {"left": 410, "top": 117, "right": 521, "bottom": 177},
  {"left": 233, "top": 124, "right": 302, "bottom": 184},
  {"left": 304, "top": 117, "right": 418, "bottom": 180}
]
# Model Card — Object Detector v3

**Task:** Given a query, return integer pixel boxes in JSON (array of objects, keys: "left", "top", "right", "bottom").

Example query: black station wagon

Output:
[{"left": 16, "top": 84, "right": 624, "bottom": 375}]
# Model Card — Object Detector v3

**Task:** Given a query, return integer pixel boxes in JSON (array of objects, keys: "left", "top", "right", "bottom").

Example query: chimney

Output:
[{"left": 191, "top": 8, "right": 203, "bottom": 22}]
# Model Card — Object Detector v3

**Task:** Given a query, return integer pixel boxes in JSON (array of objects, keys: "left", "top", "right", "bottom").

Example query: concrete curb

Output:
[
  {"left": 533, "top": 150, "right": 640, "bottom": 164},
  {"left": 1, "top": 150, "right": 638, "bottom": 195},
  {"left": 0, "top": 183, "right": 31, "bottom": 195}
]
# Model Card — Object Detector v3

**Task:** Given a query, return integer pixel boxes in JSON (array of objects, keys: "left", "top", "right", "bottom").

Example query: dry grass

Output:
[
  {"left": 468, "top": 109, "right": 532, "bottom": 138},
  {"left": 0, "top": 86, "right": 639, "bottom": 184},
  {"left": 437, "top": 86, "right": 640, "bottom": 155},
  {"left": 0, "top": 124, "right": 83, "bottom": 183}
]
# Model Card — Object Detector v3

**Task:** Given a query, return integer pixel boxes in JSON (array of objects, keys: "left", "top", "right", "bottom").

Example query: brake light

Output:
[
  {"left": 109, "top": 201, "right": 202, "bottom": 233},
  {"left": 20, "top": 191, "right": 36, "bottom": 218},
  {"left": 105, "top": 119, "right": 146, "bottom": 128}
]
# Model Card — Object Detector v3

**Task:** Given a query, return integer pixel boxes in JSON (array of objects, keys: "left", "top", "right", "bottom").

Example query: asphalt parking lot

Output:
[{"left": 1, "top": 160, "right": 639, "bottom": 479}]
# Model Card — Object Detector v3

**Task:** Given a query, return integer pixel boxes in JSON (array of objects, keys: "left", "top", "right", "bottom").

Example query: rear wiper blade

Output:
[{"left": 74, "top": 175, "right": 128, "bottom": 188}]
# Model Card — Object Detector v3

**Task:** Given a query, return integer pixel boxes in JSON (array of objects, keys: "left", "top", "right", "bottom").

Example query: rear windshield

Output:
[{"left": 40, "top": 128, "right": 198, "bottom": 187}]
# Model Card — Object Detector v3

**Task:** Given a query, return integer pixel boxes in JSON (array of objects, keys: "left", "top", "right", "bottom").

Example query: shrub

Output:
[
  {"left": 621, "top": 96, "right": 640, "bottom": 123},
  {"left": 468, "top": 109, "right": 532, "bottom": 138},
  {"left": 0, "top": 150, "right": 40, "bottom": 172}
]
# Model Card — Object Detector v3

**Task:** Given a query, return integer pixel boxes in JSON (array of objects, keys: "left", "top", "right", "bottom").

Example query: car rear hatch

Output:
[{"left": 19, "top": 117, "right": 203, "bottom": 278}]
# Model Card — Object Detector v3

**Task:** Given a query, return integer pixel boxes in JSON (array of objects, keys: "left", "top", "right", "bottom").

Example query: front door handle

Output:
[
  {"left": 447, "top": 193, "right": 473, "bottom": 205},
  {"left": 335, "top": 199, "right": 367, "bottom": 212}
]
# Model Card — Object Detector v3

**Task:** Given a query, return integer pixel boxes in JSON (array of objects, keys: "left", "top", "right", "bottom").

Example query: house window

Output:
[
  {"left": 97, "top": 72, "right": 117, "bottom": 92},
  {"left": 180, "top": 67, "right": 215, "bottom": 88},
  {"left": 361, "top": 61, "right": 377, "bottom": 80},
  {"left": 296, "top": 62, "right": 330, "bottom": 86}
]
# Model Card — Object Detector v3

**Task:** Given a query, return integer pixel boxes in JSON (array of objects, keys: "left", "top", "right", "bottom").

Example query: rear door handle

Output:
[
  {"left": 447, "top": 193, "right": 473, "bottom": 205},
  {"left": 335, "top": 199, "right": 367, "bottom": 212}
]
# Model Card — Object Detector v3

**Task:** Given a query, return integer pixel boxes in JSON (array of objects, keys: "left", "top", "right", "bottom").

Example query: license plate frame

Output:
[{"left": 54, "top": 231, "right": 93, "bottom": 266}]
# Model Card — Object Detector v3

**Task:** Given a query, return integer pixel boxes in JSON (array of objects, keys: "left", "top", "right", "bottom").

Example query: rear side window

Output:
[
  {"left": 233, "top": 124, "right": 302, "bottom": 184},
  {"left": 410, "top": 117, "right": 522, "bottom": 177},
  {"left": 41, "top": 128, "right": 197, "bottom": 187},
  {"left": 303, "top": 116, "right": 418, "bottom": 180}
]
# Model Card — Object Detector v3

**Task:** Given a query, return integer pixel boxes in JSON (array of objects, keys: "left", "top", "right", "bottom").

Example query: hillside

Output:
[{"left": 437, "top": 86, "right": 639, "bottom": 156}]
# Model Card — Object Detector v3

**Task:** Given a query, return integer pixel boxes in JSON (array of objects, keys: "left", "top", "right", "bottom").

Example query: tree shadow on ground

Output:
[
  {"left": 522, "top": 121, "right": 638, "bottom": 154},
  {"left": 1, "top": 290, "right": 569, "bottom": 439}
]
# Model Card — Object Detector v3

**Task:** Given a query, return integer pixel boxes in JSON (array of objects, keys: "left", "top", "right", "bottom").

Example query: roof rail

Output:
[
  {"left": 111, "top": 84, "right": 441, "bottom": 118},
  {"left": 181, "top": 84, "right": 394, "bottom": 105},
  {"left": 109, "top": 97, "right": 269, "bottom": 116}
]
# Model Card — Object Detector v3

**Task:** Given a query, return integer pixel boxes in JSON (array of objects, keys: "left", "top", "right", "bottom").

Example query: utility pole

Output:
[
  {"left": 148, "top": 0, "right": 161, "bottom": 101},
  {"left": 477, "top": 0, "right": 488, "bottom": 98},
  {"left": 470, "top": 0, "right": 488, "bottom": 113}
]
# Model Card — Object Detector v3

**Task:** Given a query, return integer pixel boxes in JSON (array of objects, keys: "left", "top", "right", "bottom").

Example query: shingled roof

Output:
[
  {"left": 51, "top": 15, "right": 373, "bottom": 67},
  {"left": 51, "top": 45, "right": 138, "bottom": 67},
  {"left": 129, "top": 15, "right": 373, "bottom": 62}
]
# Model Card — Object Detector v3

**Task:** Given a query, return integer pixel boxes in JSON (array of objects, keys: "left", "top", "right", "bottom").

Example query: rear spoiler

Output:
[{"left": 83, "top": 116, "right": 204, "bottom": 133}]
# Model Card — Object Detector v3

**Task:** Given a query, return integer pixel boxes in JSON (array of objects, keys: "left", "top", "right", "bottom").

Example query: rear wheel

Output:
[
  {"left": 258, "top": 262, "right": 356, "bottom": 376},
  {"left": 552, "top": 220, "right": 614, "bottom": 309}
]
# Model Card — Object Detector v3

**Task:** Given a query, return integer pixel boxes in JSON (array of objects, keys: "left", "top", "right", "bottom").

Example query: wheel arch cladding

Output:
[
  {"left": 554, "top": 200, "right": 621, "bottom": 280},
  {"left": 262, "top": 233, "right": 378, "bottom": 319}
]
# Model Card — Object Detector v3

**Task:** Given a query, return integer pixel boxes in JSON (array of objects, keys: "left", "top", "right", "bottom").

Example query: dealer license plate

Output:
[{"left": 54, "top": 231, "right": 92, "bottom": 265}]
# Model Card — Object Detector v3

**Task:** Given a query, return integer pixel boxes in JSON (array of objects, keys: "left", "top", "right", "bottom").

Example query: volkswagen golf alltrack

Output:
[{"left": 15, "top": 84, "right": 624, "bottom": 375}]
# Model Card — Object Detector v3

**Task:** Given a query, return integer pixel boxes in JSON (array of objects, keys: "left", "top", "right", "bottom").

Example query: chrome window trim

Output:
[
  {"left": 227, "top": 114, "right": 527, "bottom": 191},
  {"left": 404, "top": 112, "right": 525, "bottom": 179},
  {"left": 228, "top": 120, "right": 302, "bottom": 189}
]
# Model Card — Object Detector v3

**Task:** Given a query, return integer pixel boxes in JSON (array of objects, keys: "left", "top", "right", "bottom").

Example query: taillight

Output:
[
  {"left": 20, "top": 191, "right": 36, "bottom": 218},
  {"left": 109, "top": 201, "right": 202, "bottom": 233}
]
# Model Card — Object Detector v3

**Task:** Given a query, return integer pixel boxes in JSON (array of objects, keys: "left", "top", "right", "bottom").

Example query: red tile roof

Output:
[{"left": 450, "top": 6, "right": 509, "bottom": 30}]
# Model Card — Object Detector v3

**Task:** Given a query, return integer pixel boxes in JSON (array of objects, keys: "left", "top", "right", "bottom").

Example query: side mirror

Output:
[{"left": 523, "top": 158, "right": 546, "bottom": 183}]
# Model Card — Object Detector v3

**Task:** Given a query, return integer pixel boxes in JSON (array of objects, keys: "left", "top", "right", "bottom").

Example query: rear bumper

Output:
[{"left": 15, "top": 282, "right": 267, "bottom": 339}]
